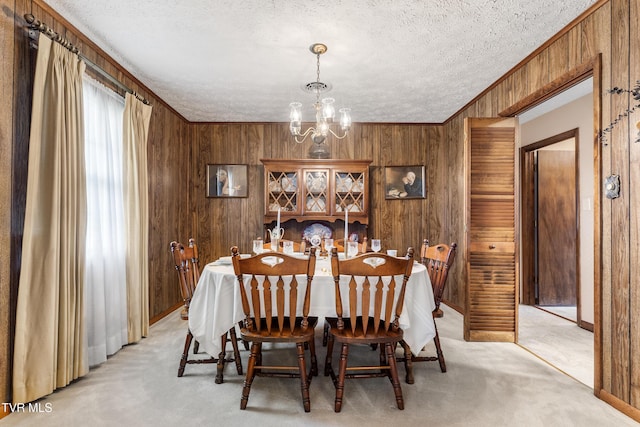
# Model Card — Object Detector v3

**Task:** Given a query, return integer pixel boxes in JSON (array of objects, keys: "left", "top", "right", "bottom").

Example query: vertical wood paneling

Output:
[
  {"left": 476, "top": 91, "right": 493, "bottom": 117},
  {"left": 446, "top": 114, "right": 466, "bottom": 308},
  {"left": 609, "top": 0, "right": 631, "bottom": 400},
  {"left": 527, "top": 51, "right": 550, "bottom": 94},
  {"left": 566, "top": 25, "right": 583, "bottom": 69},
  {"left": 548, "top": 32, "right": 571, "bottom": 81},
  {"left": 147, "top": 102, "right": 189, "bottom": 317},
  {"left": 512, "top": 66, "right": 530, "bottom": 106},
  {"left": 630, "top": 0, "right": 640, "bottom": 409},
  {"left": 425, "top": 126, "right": 437, "bottom": 235}
]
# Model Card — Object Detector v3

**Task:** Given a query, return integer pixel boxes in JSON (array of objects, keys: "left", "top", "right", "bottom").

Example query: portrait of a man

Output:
[{"left": 385, "top": 166, "right": 425, "bottom": 199}]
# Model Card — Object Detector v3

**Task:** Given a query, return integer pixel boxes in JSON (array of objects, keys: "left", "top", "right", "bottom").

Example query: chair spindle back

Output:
[
  {"left": 232, "top": 246, "right": 317, "bottom": 334},
  {"left": 420, "top": 239, "right": 457, "bottom": 310},
  {"left": 330, "top": 247, "right": 414, "bottom": 335}
]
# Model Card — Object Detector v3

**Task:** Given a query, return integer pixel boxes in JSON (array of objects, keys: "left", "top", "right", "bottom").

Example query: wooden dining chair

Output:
[
  {"left": 231, "top": 246, "right": 318, "bottom": 412},
  {"left": 170, "top": 239, "right": 243, "bottom": 383},
  {"left": 324, "top": 247, "right": 414, "bottom": 412},
  {"left": 320, "top": 237, "right": 375, "bottom": 347},
  {"left": 398, "top": 239, "right": 456, "bottom": 382}
]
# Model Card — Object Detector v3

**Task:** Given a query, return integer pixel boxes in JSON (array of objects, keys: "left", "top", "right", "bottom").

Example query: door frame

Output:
[
  {"left": 520, "top": 129, "right": 580, "bottom": 322},
  {"left": 499, "top": 54, "right": 602, "bottom": 391}
]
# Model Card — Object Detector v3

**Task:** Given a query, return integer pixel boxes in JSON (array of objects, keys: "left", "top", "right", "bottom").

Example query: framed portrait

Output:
[
  {"left": 384, "top": 165, "right": 426, "bottom": 199},
  {"left": 206, "top": 164, "right": 248, "bottom": 198}
]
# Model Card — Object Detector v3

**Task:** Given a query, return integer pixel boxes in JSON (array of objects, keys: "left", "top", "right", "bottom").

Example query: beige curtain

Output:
[
  {"left": 123, "top": 93, "right": 153, "bottom": 342},
  {"left": 13, "top": 34, "right": 87, "bottom": 403}
]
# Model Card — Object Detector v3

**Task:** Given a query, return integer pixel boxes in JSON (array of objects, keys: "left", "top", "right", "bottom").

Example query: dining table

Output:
[{"left": 188, "top": 251, "right": 437, "bottom": 379}]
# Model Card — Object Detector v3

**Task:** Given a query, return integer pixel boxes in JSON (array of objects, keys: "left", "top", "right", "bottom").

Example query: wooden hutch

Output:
[{"left": 261, "top": 159, "right": 372, "bottom": 246}]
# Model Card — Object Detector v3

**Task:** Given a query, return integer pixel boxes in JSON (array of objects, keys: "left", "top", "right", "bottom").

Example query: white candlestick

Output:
[{"left": 277, "top": 207, "right": 281, "bottom": 235}]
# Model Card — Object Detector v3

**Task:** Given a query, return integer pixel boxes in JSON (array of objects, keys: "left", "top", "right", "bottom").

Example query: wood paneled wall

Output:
[
  {"left": 443, "top": 0, "right": 639, "bottom": 418},
  {"left": 3, "top": 0, "right": 640, "bottom": 420},
  {"left": 188, "top": 122, "right": 449, "bottom": 276}
]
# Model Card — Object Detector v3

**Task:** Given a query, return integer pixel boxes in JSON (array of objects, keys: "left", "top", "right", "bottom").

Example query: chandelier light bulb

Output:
[
  {"left": 339, "top": 108, "right": 352, "bottom": 131},
  {"left": 289, "top": 102, "right": 302, "bottom": 122},
  {"left": 322, "top": 98, "right": 335, "bottom": 121}
]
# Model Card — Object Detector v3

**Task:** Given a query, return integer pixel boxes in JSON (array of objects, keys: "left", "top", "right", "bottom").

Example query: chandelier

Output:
[{"left": 289, "top": 43, "right": 351, "bottom": 159}]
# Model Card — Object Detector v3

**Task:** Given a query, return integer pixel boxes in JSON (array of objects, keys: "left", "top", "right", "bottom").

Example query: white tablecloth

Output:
[{"left": 188, "top": 255, "right": 436, "bottom": 357}]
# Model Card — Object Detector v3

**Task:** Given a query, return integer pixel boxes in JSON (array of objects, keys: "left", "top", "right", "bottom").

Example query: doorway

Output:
[
  {"left": 514, "top": 74, "right": 595, "bottom": 388},
  {"left": 521, "top": 131, "right": 579, "bottom": 322}
]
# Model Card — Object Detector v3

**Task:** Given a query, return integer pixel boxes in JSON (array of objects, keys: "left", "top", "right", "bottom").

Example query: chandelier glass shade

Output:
[{"left": 289, "top": 43, "right": 351, "bottom": 158}]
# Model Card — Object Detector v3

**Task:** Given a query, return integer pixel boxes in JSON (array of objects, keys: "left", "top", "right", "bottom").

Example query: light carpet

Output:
[
  {"left": 518, "top": 304, "right": 593, "bottom": 388},
  {"left": 1, "top": 305, "right": 637, "bottom": 426}
]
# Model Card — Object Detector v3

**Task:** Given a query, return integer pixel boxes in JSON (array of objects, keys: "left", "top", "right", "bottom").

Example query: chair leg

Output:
[
  {"left": 240, "top": 342, "right": 260, "bottom": 410},
  {"left": 215, "top": 333, "right": 228, "bottom": 384},
  {"left": 334, "top": 343, "right": 349, "bottom": 413},
  {"left": 194, "top": 340, "right": 200, "bottom": 354},
  {"left": 433, "top": 324, "right": 447, "bottom": 373},
  {"left": 385, "top": 343, "right": 404, "bottom": 410},
  {"left": 324, "top": 334, "right": 335, "bottom": 378},
  {"left": 236, "top": 322, "right": 250, "bottom": 350},
  {"left": 322, "top": 322, "right": 329, "bottom": 346},
  {"left": 379, "top": 343, "right": 386, "bottom": 374},
  {"left": 401, "top": 340, "right": 415, "bottom": 384},
  {"left": 178, "top": 330, "right": 193, "bottom": 377},
  {"left": 228, "top": 327, "right": 243, "bottom": 375},
  {"left": 296, "top": 342, "right": 311, "bottom": 412},
  {"left": 308, "top": 336, "right": 318, "bottom": 377}
]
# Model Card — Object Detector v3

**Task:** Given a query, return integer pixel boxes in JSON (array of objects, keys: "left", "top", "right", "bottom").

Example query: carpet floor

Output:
[{"left": 2, "top": 304, "right": 637, "bottom": 426}]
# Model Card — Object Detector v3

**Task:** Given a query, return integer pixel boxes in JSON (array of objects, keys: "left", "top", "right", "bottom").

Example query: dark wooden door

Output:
[{"left": 536, "top": 150, "right": 576, "bottom": 306}]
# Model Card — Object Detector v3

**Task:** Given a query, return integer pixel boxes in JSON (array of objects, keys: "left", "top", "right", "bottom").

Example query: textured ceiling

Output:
[{"left": 42, "top": 0, "right": 598, "bottom": 123}]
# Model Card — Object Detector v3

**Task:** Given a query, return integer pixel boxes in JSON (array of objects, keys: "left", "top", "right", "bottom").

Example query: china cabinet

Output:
[{"left": 261, "top": 159, "right": 371, "bottom": 241}]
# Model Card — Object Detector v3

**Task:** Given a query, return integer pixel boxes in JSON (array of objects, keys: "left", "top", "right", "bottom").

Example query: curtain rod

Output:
[{"left": 24, "top": 13, "right": 150, "bottom": 105}]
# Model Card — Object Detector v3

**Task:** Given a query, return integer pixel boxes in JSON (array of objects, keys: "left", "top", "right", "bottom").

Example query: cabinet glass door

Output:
[
  {"left": 303, "top": 170, "right": 329, "bottom": 214},
  {"left": 334, "top": 171, "right": 365, "bottom": 213},
  {"left": 267, "top": 170, "right": 299, "bottom": 214}
]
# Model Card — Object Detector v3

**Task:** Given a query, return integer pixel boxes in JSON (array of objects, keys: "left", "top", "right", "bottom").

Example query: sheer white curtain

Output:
[{"left": 82, "top": 75, "right": 128, "bottom": 366}]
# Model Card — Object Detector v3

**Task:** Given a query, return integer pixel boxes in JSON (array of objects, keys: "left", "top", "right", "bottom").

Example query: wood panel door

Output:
[
  {"left": 537, "top": 150, "right": 577, "bottom": 306},
  {"left": 464, "top": 117, "right": 518, "bottom": 342}
]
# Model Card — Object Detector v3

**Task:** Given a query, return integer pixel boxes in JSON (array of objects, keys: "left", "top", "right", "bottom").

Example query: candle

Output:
[{"left": 276, "top": 206, "right": 281, "bottom": 234}]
